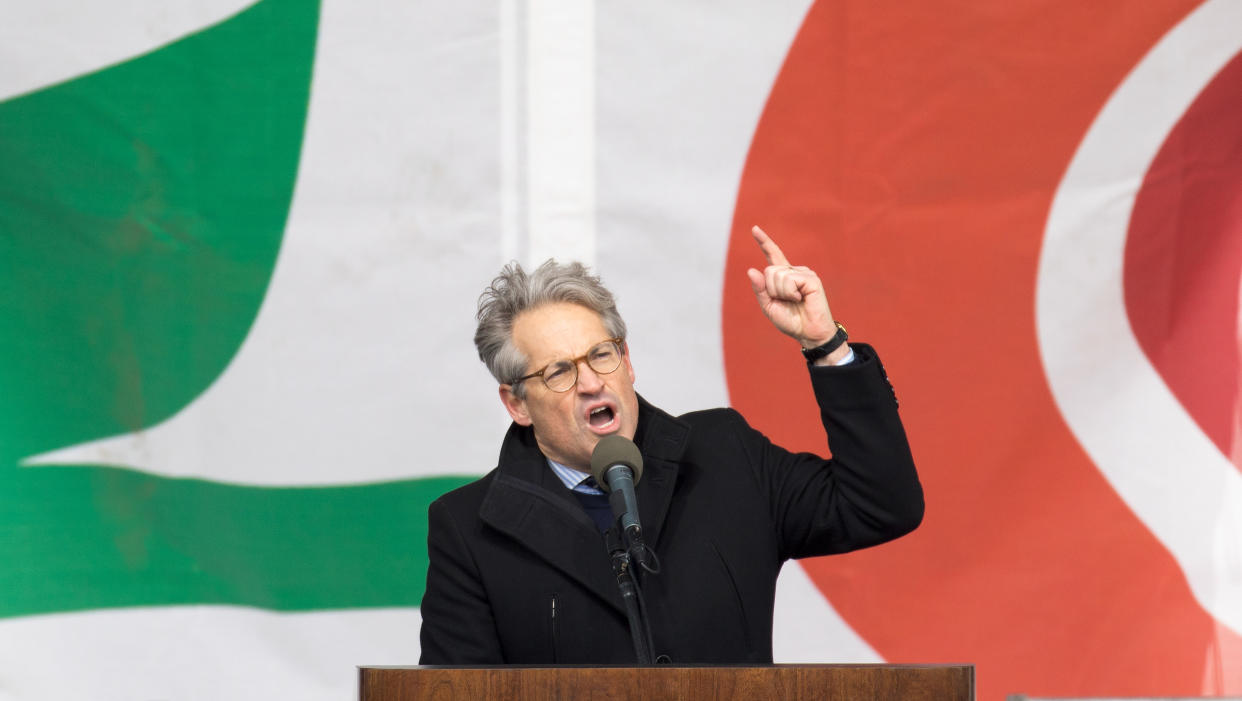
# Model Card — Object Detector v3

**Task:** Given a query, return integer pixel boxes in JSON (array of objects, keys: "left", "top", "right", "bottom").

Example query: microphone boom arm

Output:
[{"left": 605, "top": 527, "right": 653, "bottom": 665}]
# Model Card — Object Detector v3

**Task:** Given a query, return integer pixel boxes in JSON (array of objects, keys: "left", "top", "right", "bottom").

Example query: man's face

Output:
[{"left": 500, "top": 302, "right": 639, "bottom": 471}]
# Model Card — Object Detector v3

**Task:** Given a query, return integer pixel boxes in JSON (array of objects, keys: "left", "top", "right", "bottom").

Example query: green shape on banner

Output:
[
  {"left": 0, "top": 0, "right": 470, "bottom": 618},
  {"left": 0, "top": 0, "right": 306, "bottom": 448}
]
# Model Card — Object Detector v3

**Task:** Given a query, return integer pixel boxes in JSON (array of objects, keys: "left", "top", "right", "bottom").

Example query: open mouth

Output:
[{"left": 588, "top": 405, "right": 616, "bottom": 430}]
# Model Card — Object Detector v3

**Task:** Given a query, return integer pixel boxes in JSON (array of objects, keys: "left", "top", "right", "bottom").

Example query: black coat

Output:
[{"left": 418, "top": 344, "right": 923, "bottom": 664}]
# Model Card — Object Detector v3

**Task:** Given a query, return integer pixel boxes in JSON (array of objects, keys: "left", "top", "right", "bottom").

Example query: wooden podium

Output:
[{"left": 359, "top": 664, "right": 975, "bottom": 700}]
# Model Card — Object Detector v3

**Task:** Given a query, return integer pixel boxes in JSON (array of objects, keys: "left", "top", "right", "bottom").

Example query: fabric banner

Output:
[{"left": 1, "top": 1, "right": 1238, "bottom": 699}]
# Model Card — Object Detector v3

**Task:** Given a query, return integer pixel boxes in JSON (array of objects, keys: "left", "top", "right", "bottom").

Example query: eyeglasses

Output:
[{"left": 512, "top": 338, "right": 625, "bottom": 392}]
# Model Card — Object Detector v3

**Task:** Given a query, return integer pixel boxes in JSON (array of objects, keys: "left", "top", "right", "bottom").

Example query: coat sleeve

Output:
[
  {"left": 418, "top": 496, "right": 505, "bottom": 664},
  {"left": 738, "top": 343, "right": 924, "bottom": 561}
]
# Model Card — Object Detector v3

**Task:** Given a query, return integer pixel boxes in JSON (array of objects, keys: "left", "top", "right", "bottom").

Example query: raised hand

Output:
[{"left": 745, "top": 225, "right": 845, "bottom": 362}]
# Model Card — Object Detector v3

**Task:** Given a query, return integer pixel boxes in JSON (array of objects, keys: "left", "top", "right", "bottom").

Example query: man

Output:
[{"left": 418, "top": 227, "right": 923, "bottom": 664}]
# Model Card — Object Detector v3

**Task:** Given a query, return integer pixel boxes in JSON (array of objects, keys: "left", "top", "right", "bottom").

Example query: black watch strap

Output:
[{"left": 801, "top": 322, "right": 848, "bottom": 364}]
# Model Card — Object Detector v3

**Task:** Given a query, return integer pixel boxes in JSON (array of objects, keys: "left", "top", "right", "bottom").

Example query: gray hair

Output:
[{"left": 475, "top": 259, "right": 627, "bottom": 398}]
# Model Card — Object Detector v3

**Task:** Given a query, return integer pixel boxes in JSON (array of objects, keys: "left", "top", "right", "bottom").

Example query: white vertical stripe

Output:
[
  {"left": 499, "top": 0, "right": 521, "bottom": 264},
  {"left": 525, "top": 0, "right": 596, "bottom": 267}
]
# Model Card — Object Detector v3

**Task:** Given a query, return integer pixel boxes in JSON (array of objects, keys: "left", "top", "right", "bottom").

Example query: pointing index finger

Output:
[{"left": 751, "top": 225, "right": 791, "bottom": 267}]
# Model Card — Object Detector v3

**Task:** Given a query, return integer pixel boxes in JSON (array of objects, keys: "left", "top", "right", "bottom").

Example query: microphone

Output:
[
  {"left": 593, "top": 434, "right": 661, "bottom": 662},
  {"left": 590, "top": 434, "right": 645, "bottom": 543}
]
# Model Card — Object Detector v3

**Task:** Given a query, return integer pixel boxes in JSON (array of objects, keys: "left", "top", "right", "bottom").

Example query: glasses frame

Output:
[{"left": 512, "top": 337, "right": 626, "bottom": 392}]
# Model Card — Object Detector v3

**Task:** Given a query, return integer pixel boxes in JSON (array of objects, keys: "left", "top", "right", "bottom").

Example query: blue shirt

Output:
[{"left": 548, "top": 459, "right": 604, "bottom": 494}]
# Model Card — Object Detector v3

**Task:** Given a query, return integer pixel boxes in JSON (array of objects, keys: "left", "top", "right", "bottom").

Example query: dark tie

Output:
[{"left": 571, "top": 478, "right": 613, "bottom": 532}]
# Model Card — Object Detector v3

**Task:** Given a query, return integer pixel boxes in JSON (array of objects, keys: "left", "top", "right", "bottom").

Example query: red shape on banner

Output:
[
  {"left": 723, "top": 1, "right": 1240, "bottom": 699},
  {"left": 1125, "top": 48, "right": 1242, "bottom": 468}
]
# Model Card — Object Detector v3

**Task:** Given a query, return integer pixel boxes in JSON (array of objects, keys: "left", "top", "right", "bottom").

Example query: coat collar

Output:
[{"left": 477, "top": 394, "right": 691, "bottom": 612}]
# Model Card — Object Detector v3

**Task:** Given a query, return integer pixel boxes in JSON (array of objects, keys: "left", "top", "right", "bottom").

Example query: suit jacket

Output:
[{"left": 418, "top": 344, "right": 923, "bottom": 664}]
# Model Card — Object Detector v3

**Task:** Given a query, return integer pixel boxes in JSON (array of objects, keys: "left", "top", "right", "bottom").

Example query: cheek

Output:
[{"left": 532, "top": 394, "right": 578, "bottom": 427}]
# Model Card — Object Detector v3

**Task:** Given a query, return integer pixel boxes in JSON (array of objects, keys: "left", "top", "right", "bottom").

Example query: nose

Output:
[{"left": 575, "top": 360, "right": 605, "bottom": 393}]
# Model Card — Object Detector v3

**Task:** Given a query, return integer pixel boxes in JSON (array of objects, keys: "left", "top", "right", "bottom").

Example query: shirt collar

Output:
[{"left": 547, "top": 459, "right": 604, "bottom": 495}]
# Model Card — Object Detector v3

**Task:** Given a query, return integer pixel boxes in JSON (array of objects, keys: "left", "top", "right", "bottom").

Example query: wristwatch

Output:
[{"left": 800, "top": 321, "right": 848, "bottom": 364}]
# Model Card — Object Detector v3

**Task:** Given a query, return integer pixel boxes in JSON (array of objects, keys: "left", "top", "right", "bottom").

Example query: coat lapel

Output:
[
  {"left": 632, "top": 396, "right": 690, "bottom": 550},
  {"left": 478, "top": 426, "right": 626, "bottom": 614},
  {"left": 476, "top": 399, "right": 692, "bottom": 614}
]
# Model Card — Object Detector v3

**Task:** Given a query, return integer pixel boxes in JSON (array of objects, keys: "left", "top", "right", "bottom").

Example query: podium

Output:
[{"left": 359, "top": 664, "right": 975, "bottom": 700}]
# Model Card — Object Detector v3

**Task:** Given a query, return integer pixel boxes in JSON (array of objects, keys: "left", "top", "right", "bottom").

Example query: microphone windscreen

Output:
[{"left": 589, "top": 434, "right": 644, "bottom": 490}]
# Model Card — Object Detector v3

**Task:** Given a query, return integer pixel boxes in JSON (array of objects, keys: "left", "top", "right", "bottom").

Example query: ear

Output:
[
  {"left": 622, "top": 341, "right": 636, "bottom": 384},
  {"left": 499, "top": 384, "right": 533, "bottom": 426}
]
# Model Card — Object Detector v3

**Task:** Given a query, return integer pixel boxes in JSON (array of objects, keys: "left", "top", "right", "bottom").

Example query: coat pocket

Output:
[{"left": 548, "top": 593, "right": 559, "bottom": 663}]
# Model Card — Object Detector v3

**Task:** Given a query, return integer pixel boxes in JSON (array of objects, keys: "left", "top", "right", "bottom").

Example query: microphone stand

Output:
[{"left": 605, "top": 527, "right": 653, "bottom": 665}]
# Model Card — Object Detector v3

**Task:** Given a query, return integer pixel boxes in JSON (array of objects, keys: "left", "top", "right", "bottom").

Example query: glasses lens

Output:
[
  {"left": 538, "top": 341, "right": 623, "bottom": 392},
  {"left": 542, "top": 361, "right": 577, "bottom": 392},
  {"left": 587, "top": 341, "right": 622, "bottom": 375}
]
